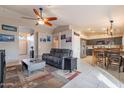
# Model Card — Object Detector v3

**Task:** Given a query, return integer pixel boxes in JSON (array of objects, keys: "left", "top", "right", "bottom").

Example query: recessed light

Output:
[
  {"left": 88, "top": 28, "right": 91, "bottom": 31},
  {"left": 102, "top": 28, "right": 106, "bottom": 31},
  {"left": 92, "top": 30, "right": 95, "bottom": 32}
]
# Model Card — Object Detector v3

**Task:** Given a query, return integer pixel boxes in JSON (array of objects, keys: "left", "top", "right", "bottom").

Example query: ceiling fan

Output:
[{"left": 21, "top": 8, "right": 58, "bottom": 27}]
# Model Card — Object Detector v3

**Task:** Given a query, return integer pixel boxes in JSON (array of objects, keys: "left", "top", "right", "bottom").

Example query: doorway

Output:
[
  {"left": 53, "top": 36, "right": 59, "bottom": 48},
  {"left": 19, "top": 32, "right": 28, "bottom": 55},
  {"left": 19, "top": 32, "right": 35, "bottom": 59}
]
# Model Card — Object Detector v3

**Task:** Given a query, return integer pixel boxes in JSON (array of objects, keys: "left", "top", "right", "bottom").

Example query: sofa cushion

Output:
[
  {"left": 42, "top": 53, "right": 51, "bottom": 60},
  {"left": 47, "top": 56, "right": 61, "bottom": 64},
  {"left": 52, "top": 57, "right": 62, "bottom": 63},
  {"left": 47, "top": 56, "right": 54, "bottom": 61}
]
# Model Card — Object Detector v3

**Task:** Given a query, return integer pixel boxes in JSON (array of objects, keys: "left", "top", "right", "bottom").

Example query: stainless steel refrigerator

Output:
[
  {"left": 0, "top": 50, "right": 5, "bottom": 88},
  {"left": 80, "top": 39, "right": 86, "bottom": 58}
]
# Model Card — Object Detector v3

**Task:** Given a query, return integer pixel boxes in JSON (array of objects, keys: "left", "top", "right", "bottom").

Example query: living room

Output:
[{"left": 1, "top": 5, "right": 124, "bottom": 88}]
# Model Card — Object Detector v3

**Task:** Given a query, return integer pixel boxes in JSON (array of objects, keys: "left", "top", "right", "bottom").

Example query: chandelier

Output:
[{"left": 106, "top": 20, "right": 114, "bottom": 36}]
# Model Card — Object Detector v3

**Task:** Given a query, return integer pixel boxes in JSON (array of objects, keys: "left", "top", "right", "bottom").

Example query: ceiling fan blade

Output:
[
  {"left": 44, "top": 21, "right": 53, "bottom": 26},
  {"left": 21, "top": 17, "right": 37, "bottom": 20},
  {"left": 33, "top": 9, "right": 41, "bottom": 18},
  {"left": 45, "top": 17, "right": 57, "bottom": 21}
]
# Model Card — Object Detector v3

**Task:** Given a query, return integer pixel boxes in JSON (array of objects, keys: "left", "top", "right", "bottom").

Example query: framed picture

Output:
[
  {"left": 2, "top": 24, "right": 17, "bottom": 32},
  {"left": 40, "top": 38, "right": 43, "bottom": 42},
  {"left": 43, "top": 38, "right": 46, "bottom": 42},
  {"left": 47, "top": 36, "right": 51, "bottom": 42},
  {"left": 0, "top": 34, "right": 15, "bottom": 42},
  {"left": 66, "top": 37, "right": 72, "bottom": 42},
  {"left": 61, "top": 34, "right": 66, "bottom": 40}
]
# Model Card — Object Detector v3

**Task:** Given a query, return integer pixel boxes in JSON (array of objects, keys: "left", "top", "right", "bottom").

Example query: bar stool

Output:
[
  {"left": 107, "top": 53, "right": 122, "bottom": 73},
  {"left": 96, "top": 50, "right": 106, "bottom": 67}
]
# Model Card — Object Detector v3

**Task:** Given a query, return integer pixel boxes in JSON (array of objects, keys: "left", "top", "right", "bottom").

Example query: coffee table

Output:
[{"left": 21, "top": 58, "right": 46, "bottom": 74}]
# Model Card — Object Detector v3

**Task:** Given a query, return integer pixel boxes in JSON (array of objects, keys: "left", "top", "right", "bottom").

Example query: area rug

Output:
[
  {"left": 5, "top": 65, "right": 81, "bottom": 88},
  {"left": 53, "top": 70, "right": 81, "bottom": 80},
  {"left": 45, "top": 65, "right": 81, "bottom": 79},
  {"left": 5, "top": 67, "right": 22, "bottom": 88}
]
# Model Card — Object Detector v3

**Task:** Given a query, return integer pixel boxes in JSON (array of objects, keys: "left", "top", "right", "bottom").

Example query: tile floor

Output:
[{"left": 63, "top": 56, "right": 124, "bottom": 88}]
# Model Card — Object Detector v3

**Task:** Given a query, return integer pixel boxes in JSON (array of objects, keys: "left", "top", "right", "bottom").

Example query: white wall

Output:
[
  {"left": 72, "top": 31, "right": 80, "bottom": 58},
  {"left": 0, "top": 21, "right": 19, "bottom": 63}
]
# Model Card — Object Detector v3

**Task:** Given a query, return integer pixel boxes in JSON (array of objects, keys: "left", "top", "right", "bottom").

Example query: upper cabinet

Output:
[{"left": 87, "top": 37, "right": 122, "bottom": 45}]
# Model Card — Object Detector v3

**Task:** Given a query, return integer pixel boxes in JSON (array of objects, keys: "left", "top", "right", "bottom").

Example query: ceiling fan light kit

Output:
[{"left": 38, "top": 20, "right": 44, "bottom": 24}]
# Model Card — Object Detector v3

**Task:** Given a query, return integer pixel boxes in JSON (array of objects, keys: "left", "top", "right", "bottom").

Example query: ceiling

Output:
[{"left": 0, "top": 5, "right": 124, "bottom": 36}]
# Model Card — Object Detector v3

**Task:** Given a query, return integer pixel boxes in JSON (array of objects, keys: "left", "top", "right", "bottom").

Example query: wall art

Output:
[
  {"left": 47, "top": 36, "right": 51, "bottom": 42},
  {"left": 61, "top": 34, "right": 66, "bottom": 40},
  {"left": 0, "top": 34, "right": 15, "bottom": 42},
  {"left": 66, "top": 37, "right": 72, "bottom": 42},
  {"left": 2, "top": 24, "right": 17, "bottom": 32}
]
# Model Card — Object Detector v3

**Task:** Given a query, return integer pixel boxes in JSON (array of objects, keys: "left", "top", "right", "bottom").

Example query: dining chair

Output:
[{"left": 107, "top": 53, "right": 122, "bottom": 73}]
